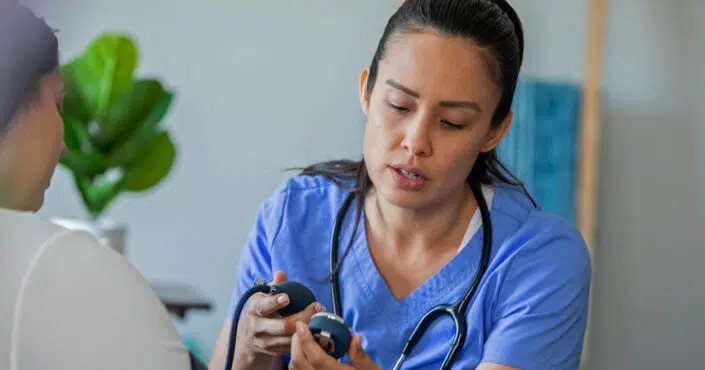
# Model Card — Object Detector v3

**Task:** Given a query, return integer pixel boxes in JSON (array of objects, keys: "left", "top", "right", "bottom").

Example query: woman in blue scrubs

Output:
[{"left": 210, "top": 0, "right": 592, "bottom": 369}]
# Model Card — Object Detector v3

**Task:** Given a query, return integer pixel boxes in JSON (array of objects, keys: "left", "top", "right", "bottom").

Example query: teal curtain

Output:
[{"left": 497, "top": 77, "right": 582, "bottom": 225}]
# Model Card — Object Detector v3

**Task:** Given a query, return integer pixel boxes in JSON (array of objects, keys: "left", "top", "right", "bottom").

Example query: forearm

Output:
[
  {"left": 229, "top": 352, "right": 278, "bottom": 370},
  {"left": 208, "top": 349, "right": 275, "bottom": 370},
  {"left": 270, "top": 356, "right": 286, "bottom": 370}
]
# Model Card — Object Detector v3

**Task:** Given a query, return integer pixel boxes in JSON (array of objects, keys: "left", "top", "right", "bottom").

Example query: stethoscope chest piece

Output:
[{"left": 308, "top": 312, "right": 352, "bottom": 359}]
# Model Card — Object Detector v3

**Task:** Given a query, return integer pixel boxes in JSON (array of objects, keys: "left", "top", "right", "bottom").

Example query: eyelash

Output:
[
  {"left": 386, "top": 101, "right": 465, "bottom": 130},
  {"left": 387, "top": 101, "right": 408, "bottom": 112}
]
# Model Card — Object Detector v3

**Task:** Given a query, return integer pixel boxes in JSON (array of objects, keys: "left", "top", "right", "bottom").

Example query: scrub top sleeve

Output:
[
  {"left": 227, "top": 187, "right": 289, "bottom": 319},
  {"left": 481, "top": 230, "right": 592, "bottom": 370}
]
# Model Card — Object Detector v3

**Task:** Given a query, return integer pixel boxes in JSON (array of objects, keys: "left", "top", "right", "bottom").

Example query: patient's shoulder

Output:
[{"left": 0, "top": 209, "right": 67, "bottom": 249}]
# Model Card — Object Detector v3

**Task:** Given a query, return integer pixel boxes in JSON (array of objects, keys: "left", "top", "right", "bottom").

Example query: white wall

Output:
[
  {"left": 510, "top": 0, "right": 588, "bottom": 83},
  {"left": 30, "top": 0, "right": 704, "bottom": 367},
  {"left": 512, "top": 0, "right": 705, "bottom": 368},
  {"left": 593, "top": 0, "right": 704, "bottom": 368},
  {"left": 34, "top": 0, "right": 395, "bottom": 358}
]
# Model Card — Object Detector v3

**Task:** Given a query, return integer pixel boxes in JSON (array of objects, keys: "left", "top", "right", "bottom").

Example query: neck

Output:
[{"left": 365, "top": 184, "right": 477, "bottom": 256}]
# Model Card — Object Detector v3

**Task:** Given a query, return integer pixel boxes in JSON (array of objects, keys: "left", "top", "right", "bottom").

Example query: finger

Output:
[
  {"left": 296, "top": 321, "right": 342, "bottom": 369},
  {"left": 251, "top": 292, "right": 290, "bottom": 317},
  {"left": 250, "top": 346, "right": 278, "bottom": 357},
  {"left": 269, "top": 343, "right": 293, "bottom": 356},
  {"left": 283, "top": 302, "right": 326, "bottom": 333},
  {"left": 348, "top": 334, "right": 378, "bottom": 369},
  {"left": 271, "top": 270, "right": 288, "bottom": 284},
  {"left": 250, "top": 333, "right": 292, "bottom": 354},
  {"left": 256, "top": 300, "right": 322, "bottom": 335},
  {"left": 290, "top": 327, "right": 315, "bottom": 370}
]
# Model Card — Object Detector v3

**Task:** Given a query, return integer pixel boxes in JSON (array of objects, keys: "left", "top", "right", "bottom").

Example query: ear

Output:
[
  {"left": 359, "top": 67, "right": 370, "bottom": 116},
  {"left": 480, "top": 109, "right": 513, "bottom": 152}
]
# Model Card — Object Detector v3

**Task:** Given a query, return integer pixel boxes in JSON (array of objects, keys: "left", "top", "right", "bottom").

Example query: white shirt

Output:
[
  {"left": 0, "top": 208, "right": 191, "bottom": 370},
  {"left": 458, "top": 184, "right": 495, "bottom": 253}
]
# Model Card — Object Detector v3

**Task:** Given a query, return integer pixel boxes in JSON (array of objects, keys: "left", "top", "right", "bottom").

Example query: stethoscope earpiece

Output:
[{"left": 308, "top": 312, "right": 352, "bottom": 359}]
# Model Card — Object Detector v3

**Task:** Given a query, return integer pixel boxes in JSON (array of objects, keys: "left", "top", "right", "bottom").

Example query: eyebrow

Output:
[{"left": 385, "top": 79, "right": 482, "bottom": 113}]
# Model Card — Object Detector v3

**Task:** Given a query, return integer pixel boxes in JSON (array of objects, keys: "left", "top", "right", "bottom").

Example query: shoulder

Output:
[
  {"left": 10, "top": 228, "right": 190, "bottom": 368},
  {"left": 0, "top": 209, "right": 68, "bottom": 249},
  {"left": 480, "top": 185, "right": 592, "bottom": 369},
  {"left": 244, "top": 173, "right": 353, "bottom": 256},
  {"left": 490, "top": 184, "right": 592, "bottom": 285},
  {"left": 252, "top": 174, "right": 353, "bottom": 270},
  {"left": 276, "top": 173, "right": 353, "bottom": 199},
  {"left": 0, "top": 212, "right": 190, "bottom": 368},
  {"left": 0, "top": 210, "right": 93, "bottom": 284},
  {"left": 257, "top": 173, "right": 353, "bottom": 224}
]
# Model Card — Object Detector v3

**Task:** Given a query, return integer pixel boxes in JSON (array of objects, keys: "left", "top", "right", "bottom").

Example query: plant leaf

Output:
[
  {"left": 69, "top": 33, "right": 138, "bottom": 118},
  {"left": 62, "top": 115, "right": 92, "bottom": 150},
  {"left": 106, "top": 88, "right": 174, "bottom": 167},
  {"left": 94, "top": 79, "right": 171, "bottom": 148},
  {"left": 59, "top": 149, "right": 108, "bottom": 177},
  {"left": 74, "top": 175, "right": 99, "bottom": 217},
  {"left": 60, "top": 115, "right": 108, "bottom": 176},
  {"left": 74, "top": 174, "right": 121, "bottom": 219},
  {"left": 60, "top": 63, "right": 92, "bottom": 123},
  {"left": 120, "top": 131, "right": 176, "bottom": 192}
]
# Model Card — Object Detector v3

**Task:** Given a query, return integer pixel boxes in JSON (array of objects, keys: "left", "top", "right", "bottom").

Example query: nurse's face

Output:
[{"left": 359, "top": 30, "right": 511, "bottom": 211}]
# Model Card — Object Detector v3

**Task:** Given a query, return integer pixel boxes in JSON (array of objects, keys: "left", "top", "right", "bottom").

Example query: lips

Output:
[
  {"left": 388, "top": 164, "right": 427, "bottom": 191},
  {"left": 390, "top": 164, "right": 428, "bottom": 180}
]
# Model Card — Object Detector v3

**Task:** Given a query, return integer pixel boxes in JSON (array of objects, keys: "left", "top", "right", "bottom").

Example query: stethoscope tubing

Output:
[{"left": 329, "top": 181, "right": 493, "bottom": 370}]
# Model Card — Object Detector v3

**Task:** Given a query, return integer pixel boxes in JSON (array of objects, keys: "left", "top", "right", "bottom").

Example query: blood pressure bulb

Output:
[
  {"left": 228, "top": 279, "right": 352, "bottom": 370},
  {"left": 269, "top": 281, "right": 317, "bottom": 316}
]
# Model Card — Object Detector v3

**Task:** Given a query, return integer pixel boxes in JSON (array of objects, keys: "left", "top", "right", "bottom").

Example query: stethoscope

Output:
[{"left": 329, "top": 181, "right": 493, "bottom": 370}]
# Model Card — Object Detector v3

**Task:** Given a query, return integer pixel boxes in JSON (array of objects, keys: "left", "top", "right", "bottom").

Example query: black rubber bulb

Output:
[{"left": 271, "top": 281, "right": 317, "bottom": 317}]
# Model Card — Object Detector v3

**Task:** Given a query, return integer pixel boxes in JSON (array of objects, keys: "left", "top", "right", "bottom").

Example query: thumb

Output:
[
  {"left": 271, "top": 270, "right": 288, "bottom": 285},
  {"left": 348, "top": 335, "right": 377, "bottom": 369}
]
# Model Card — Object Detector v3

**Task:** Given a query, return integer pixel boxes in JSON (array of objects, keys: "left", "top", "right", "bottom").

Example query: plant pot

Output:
[{"left": 50, "top": 217, "right": 128, "bottom": 255}]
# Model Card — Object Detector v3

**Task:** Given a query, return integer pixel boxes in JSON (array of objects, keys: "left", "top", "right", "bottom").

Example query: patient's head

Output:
[{"left": 0, "top": 1, "right": 63, "bottom": 212}]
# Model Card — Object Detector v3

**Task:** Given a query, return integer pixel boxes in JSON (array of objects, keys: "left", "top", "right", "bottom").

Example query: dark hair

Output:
[
  {"left": 0, "top": 1, "right": 59, "bottom": 134},
  {"left": 299, "top": 0, "right": 535, "bottom": 277}
]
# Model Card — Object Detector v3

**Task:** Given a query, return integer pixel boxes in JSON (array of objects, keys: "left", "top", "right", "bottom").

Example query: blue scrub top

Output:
[{"left": 228, "top": 174, "right": 591, "bottom": 369}]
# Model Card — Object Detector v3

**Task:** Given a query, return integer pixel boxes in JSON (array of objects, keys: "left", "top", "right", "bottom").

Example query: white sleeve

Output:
[{"left": 11, "top": 229, "right": 191, "bottom": 370}]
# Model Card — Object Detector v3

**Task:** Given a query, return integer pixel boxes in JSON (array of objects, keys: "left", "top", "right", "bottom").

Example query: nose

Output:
[{"left": 401, "top": 119, "right": 432, "bottom": 157}]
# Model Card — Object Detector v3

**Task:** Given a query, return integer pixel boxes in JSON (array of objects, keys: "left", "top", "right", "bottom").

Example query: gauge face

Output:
[{"left": 308, "top": 313, "right": 352, "bottom": 359}]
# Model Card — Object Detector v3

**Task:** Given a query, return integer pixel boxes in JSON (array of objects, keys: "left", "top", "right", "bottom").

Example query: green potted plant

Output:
[{"left": 52, "top": 32, "right": 177, "bottom": 254}]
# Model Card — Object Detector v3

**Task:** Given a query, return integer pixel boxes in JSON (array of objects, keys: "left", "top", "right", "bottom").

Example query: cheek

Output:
[
  {"left": 435, "top": 140, "right": 479, "bottom": 181},
  {"left": 42, "top": 106, "right": 64, "bottom": 151},
  {"left": 31, "top": 106, "right": 64, "bottom": 172},
  {"left": 363, "top": 109, "right": 399, "bottom": 161}
]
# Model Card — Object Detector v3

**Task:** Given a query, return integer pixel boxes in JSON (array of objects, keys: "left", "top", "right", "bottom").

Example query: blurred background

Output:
[{"left": 22, "top": 0, "right": 704, "bottom": 368}]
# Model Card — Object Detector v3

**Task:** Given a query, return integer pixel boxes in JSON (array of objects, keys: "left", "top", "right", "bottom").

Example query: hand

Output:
[
  {"left": 288, "top": 321, "right": 381, "bottom": 370},
  {"left": 234, "top": 271, "right": 326, "bottom": 369}
]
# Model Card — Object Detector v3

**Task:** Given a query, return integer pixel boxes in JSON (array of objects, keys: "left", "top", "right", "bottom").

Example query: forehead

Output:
[{"left": 377, "top": 31, "right": 500, "bottom": 102}]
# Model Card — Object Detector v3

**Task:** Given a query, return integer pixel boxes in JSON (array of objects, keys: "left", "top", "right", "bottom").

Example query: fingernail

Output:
[
  {"left": 296, "top": 321, "right": 305, "bottom": 333},
  {"left": 314, "top": 303, "right": 324, "bottom": 312},
  {"left": 277, "top": 294, "right": 289, "bottom": 304},
  {"left": 319, "top": 305, "right": 327, "bottom": 312}
]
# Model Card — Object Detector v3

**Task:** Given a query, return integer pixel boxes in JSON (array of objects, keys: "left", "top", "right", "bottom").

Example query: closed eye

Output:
[
  {"left": 386, "top": 101, "right": 409, "bottom": 112},
  {"left": 442, "top": 119, "right": 465, "bottom": 129}
]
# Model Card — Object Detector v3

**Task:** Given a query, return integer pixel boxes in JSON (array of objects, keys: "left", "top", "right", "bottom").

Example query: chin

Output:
[
  {"left": 375, "top": 177, "right": 433, "bottom": 211},
  {"left": 23, "top": 189, "right": 45, "bottom": 212}
]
